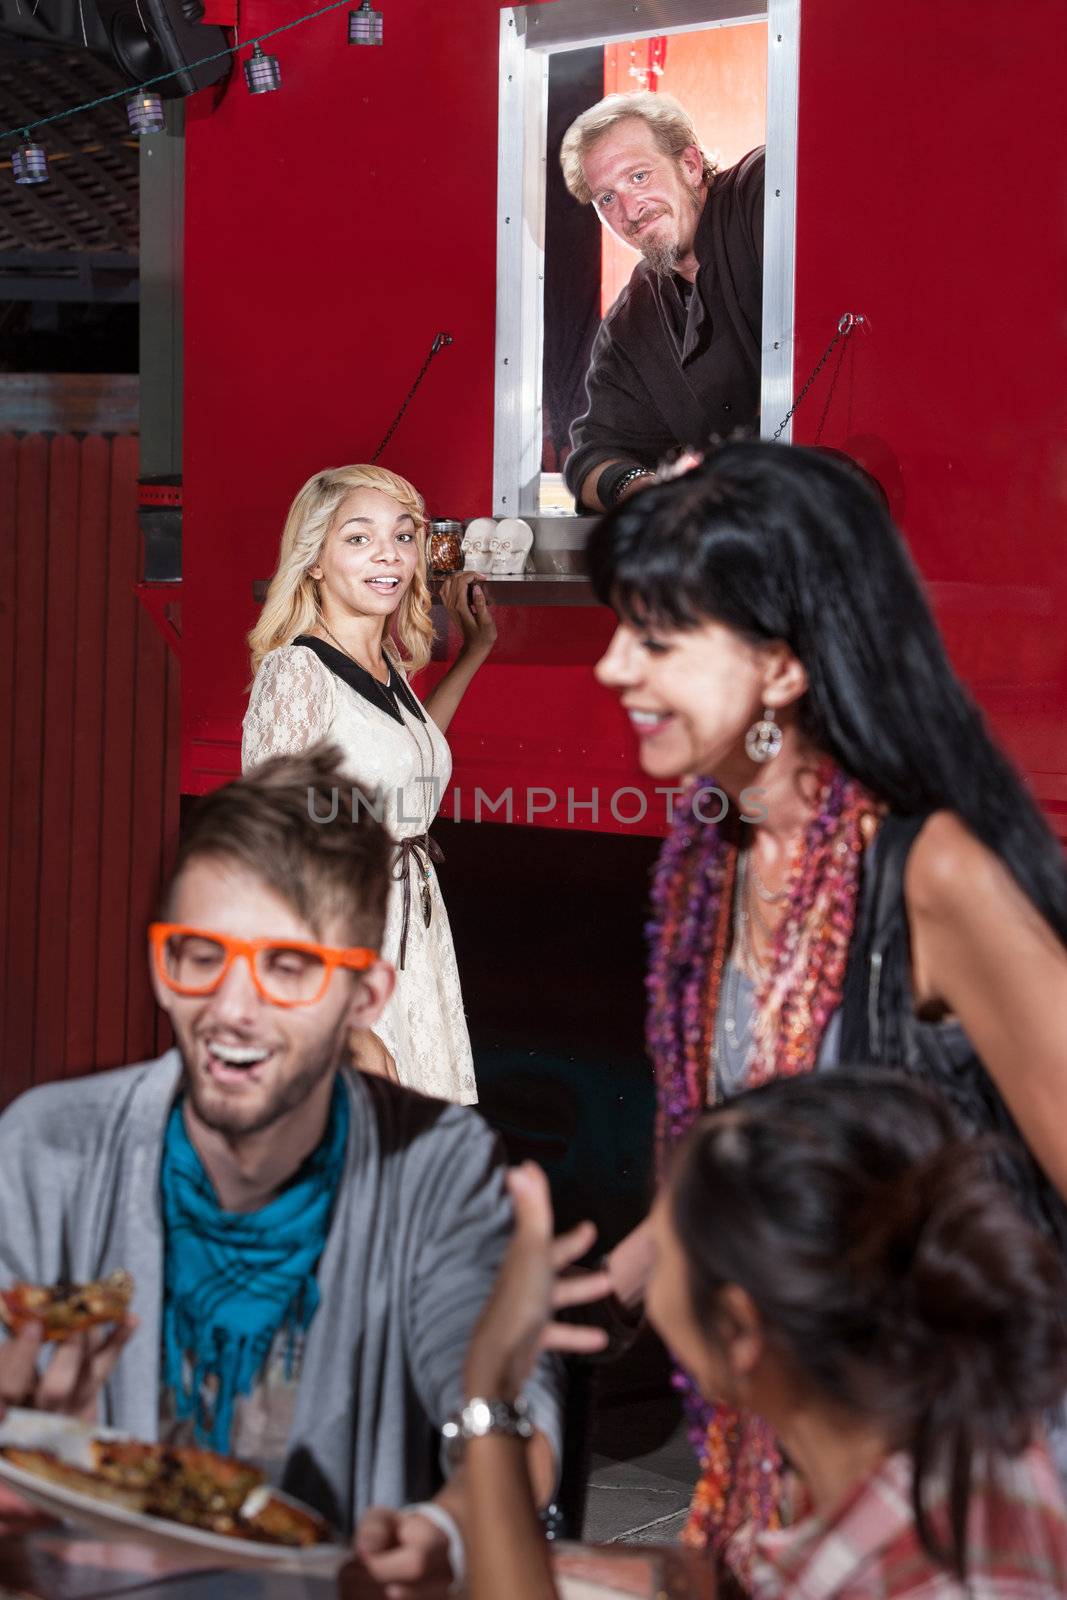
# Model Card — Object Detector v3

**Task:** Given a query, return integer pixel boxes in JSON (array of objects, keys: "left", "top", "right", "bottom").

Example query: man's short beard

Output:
[
  {"left": 641, "top": 236, "right": 681, "bottom": 278},
  {"left": 181, "top": 1035, "right": 342, "bottom": 1139},
  {"left": 640, "top": 186, "right": 703, "bottom": 277}
]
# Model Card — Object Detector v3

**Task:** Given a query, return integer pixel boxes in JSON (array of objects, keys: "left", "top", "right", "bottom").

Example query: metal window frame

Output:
[{"left": 493, "top": 0, "right": 799, "bottom": 515}]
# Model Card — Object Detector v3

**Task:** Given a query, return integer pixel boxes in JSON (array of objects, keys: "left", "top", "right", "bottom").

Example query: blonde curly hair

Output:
[{"left": 248, "top": 464, "right": 434, "bottom": 678}]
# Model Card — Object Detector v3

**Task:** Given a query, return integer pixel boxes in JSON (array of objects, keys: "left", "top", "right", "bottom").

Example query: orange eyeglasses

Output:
[{"left": 148, "top": 924, "right": 379, "bottom": 1009}]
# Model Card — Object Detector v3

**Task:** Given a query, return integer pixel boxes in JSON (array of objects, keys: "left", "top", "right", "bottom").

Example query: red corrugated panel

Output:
[
  {"left": 0, "top": 436, "right": 16, "bottom": 1045},
  {"left": 35, "top": 435, "right": 80, "bottom": 1079},
  {"left": 7, "top": 437, "right": 49, "bottom": 1091},
  {"left": 93, "top": 434, "right": 140, "bottom": 1071},
  {"left": 66, "top": 435, "right": 111, "bottom": 1074},
  {"left": 0, "top": 432, "right": 180, "bottom": 1106}
]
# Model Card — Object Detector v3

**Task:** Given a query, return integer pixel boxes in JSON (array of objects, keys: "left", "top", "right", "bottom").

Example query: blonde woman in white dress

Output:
[{"left": 242, "top": 465, "right": 495, "bottom": 1104}]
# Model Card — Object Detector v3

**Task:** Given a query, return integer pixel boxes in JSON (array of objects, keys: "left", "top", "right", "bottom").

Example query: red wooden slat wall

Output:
[{"left": 0, "top": 433, "right": 180, "bottom": 1109}]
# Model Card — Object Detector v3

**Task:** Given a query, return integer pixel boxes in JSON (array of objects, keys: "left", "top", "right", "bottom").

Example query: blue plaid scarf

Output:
[{"left": 160, "top": 1078, "right": 349, "bottom": 1452}]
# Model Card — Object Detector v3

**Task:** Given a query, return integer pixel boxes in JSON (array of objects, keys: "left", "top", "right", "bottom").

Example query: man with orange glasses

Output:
[{"left": 0, "top": 747, "right": 564, "bottom": 1600}]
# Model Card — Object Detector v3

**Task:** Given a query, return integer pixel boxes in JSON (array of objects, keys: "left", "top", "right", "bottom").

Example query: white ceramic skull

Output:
[
  {"left": 490, "top": 518, "right": 534, "bottom": 574},
  {"left": 462, "top": 518, "right": 497, "bottom": 570}
]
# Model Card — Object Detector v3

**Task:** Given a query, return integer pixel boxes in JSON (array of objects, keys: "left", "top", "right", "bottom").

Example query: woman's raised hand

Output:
[
  {"left": 438, "top": 572, "right": 497, "bottom": 660},
  {"left": 463, "top": 1163, "right": 613, "bottom": 1403}
]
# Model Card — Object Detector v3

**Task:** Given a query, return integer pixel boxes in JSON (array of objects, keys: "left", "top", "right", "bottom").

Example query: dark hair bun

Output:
[
  {"left": 854, "top": 1142, "right": 1067, "bottom": 1448},
  {"left": 672, "top": 1072, "right": 1067, "bottom": 1580},
  {"left": 674, "top": 1072, "right": 1067, "bottom": 1458}
]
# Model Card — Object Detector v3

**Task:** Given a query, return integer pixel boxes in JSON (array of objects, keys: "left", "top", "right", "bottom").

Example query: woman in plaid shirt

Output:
[{"left": 459, "top": 1072, "right": 1067, "bottom": 1598}]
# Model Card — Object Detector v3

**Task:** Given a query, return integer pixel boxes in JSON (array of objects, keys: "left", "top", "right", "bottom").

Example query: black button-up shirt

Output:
[{"left": 564, "top": 147, "right": 764, "bottom": 502}]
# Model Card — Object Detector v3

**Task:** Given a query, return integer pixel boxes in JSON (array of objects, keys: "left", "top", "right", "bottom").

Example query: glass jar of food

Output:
[{"left": 428, "top": 520, "right": 463, "bottom": 575}]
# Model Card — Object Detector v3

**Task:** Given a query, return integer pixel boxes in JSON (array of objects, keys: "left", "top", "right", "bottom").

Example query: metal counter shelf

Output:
[
  {"left": 437, "top": 573, "right": 597, "bottom": 605},
  {"left": 251, "top": 574, "right": 598, "bottom": 607}
]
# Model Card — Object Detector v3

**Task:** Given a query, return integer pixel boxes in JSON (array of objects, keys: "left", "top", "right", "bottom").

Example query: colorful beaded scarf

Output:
[{"left": 645, "top": 761, "right": 877, "bottom": 1561}]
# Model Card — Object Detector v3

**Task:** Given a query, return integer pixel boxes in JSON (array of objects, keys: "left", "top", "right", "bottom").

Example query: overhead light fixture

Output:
[
  {"left": 348, "top": 0, "right": 383, "bottom": 47},
  {"left": 13, "top": 138, "right": 49, "bottom": 184},
  {"left": 126, "top": 92, "right": 166, "bottom": 135},
  {"left": 244, "top": 42, "right": 282, "bottom": 94}
]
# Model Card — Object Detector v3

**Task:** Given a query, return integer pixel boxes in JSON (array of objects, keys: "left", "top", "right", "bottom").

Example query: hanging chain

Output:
[
  {"left": 812, "top": 332, "right": 852, "bottom": 444},
  {"left": 371, "top": 332, "right": 453, "bottom": 464},
  {"left": 771, "top": 313, "right": 863, "bottom": 442}
]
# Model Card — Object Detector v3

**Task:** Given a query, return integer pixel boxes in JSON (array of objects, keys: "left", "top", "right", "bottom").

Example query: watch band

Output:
[{"left": 442, "top": 1396, "right": 533, "bottom": 1462}]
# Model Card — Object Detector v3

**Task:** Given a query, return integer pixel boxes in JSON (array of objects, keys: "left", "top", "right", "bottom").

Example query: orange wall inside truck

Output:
[{"left": 601, "top": 23, "right": 767, "bottom": 316}]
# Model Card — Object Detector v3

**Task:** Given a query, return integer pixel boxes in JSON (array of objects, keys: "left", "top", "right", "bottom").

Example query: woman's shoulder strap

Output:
[
  {"left": 838, "top": 812, "right": 930, "bottom": 1060},
  {"left": 866, "top": 813, "right": 929, "bottom": 921}
]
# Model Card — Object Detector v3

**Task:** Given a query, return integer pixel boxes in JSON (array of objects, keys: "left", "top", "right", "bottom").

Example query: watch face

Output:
[
  {"left": 442, "top": 1398, "right": 532, "bottom": 1461},
  {"left": 466, "top": 1399, "right": 494, "bottom": 1435}
]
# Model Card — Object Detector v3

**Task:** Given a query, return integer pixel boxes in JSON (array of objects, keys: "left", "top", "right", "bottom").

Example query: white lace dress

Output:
[{"left": 241, "top": 642, "right": 477, "bottom": 1104}]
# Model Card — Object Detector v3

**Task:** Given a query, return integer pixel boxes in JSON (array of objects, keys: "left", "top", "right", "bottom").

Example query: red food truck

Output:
[{"left": 3, "top": 0, "right": 1065, "bottom": 1171}]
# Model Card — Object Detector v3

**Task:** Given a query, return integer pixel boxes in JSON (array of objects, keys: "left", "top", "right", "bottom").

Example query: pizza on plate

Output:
[
  {"left": 0, "top": 1270, "right": 134, "bottom": 1342},
  {"left": 0, "top": 1439, "right": 331, "bottom": 1547},
  {"left": 0, "top": 1449, "right": 145, "bottom": 1512}
]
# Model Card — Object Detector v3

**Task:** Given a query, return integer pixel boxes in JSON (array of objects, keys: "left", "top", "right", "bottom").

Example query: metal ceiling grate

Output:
[{"left": 0, "top": 49, "right": 138, "bottom": 253}]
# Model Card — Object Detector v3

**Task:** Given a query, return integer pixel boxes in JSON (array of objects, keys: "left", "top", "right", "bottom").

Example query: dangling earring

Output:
[{"left": 745, "top": 706, "right": 783, "bottom": 763}]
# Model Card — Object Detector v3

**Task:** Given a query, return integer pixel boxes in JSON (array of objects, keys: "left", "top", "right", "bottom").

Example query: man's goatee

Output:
[{"left": 642, "top": 237, "right": 680, "bottom": 278}]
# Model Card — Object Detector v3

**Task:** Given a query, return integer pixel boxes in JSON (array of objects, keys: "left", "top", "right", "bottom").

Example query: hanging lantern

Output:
[
  {"left": 126, "top": 92, "right": 166, "bottom": 136},
  {"left": 244, "top": 42, "right": 282, "bottom": 94},
  {"left": 13, "top": 139, "right": 49, "bottom": 185},
  {"left": 348, "top": 0, "right": 383, "bottom": 47}
]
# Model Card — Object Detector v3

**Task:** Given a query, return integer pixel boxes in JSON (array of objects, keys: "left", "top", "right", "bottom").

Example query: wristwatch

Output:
[{"left": 442, "top": 1397, "right": 533, "bottom": 1462}]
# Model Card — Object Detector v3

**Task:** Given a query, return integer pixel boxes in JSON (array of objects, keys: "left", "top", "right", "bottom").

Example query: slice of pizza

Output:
[
  {"left": 171, "top": 1444, "right": 266, "bottom": 1507},
  {"left": 92, "top": 1439, "right": 265, "bottom": 1534},
  {"left": 4, "top": 1436, "right": 331, "bottom": 1547},
  {"left": 240, "top": 1485, "right": 333, "bottom": 1548},
  {"left": 0, "top": 1446, "right": 148, "bottom": 1512},
  {"left": 0, "top": 1270, "right": 133, "bottom": 1342},
  {"left": 88, "top": 1438, "right": 169, "bottom": 1493}
]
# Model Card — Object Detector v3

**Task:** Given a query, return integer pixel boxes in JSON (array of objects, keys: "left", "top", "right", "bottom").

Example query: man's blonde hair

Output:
[
  {"left": 247, "top": 464, "right": 433, "bottom": 678},
  {"left": 560, "top": 91, "right": 717, "bottom": 206}
]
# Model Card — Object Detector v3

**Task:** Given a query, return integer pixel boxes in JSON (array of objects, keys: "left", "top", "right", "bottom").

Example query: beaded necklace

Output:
[
  {"left": 648, "top": 761, "right": 875, "bottom": 1159},
  {"left": 646, "top": 760, "right": 879, "bottom": 1565}
]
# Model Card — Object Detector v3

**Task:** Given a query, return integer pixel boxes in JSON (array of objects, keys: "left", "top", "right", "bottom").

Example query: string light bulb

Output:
[
  {"left": 1, "top": 0, "right": 369, "bottom": 157},
  {"left": 348, "top": 0, "right": 383, "bottom": 46},
  {"left": 126, "top": 92, "right": 166, "bottom": 135},
  {"left": 244, "top": 42, "right": 282, "bottom": 93},
  {"left": 12, "top": 136, "right": 48, "bottom": 184}
]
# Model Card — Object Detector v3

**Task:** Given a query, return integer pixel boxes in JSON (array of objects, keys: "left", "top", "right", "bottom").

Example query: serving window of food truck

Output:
[{"left": 492, "top": 0, "right": 798, "bottom": 516}]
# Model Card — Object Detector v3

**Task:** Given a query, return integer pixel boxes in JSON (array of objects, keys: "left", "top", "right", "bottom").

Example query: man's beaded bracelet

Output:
[{"left": 598, "top": 462, "right": 656, "bottom": 508}]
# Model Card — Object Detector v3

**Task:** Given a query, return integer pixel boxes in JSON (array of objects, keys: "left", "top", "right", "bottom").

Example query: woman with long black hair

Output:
[
  {"left": 458, "top": 1074, "right": 1067, "bottom": 1598},
  {"left": 583, "top": 442, "right": 1067, "bottom": 1555}
]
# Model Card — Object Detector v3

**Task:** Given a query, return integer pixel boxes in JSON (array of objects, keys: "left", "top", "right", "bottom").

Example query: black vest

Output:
[{"left": 839, "top": 813, "right": 1067, "bottom": 1253}]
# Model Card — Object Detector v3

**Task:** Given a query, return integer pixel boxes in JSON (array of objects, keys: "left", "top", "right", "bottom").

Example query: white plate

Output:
[
  {"left": 558, "top": 1583, "right": 640, "bottom": 1600},
  {"left": 0, "top": 1409, "right": 350, "bottom": 1576},
  {"left": 553, "top": 1542, "right": 666, "bottom": 1599}
]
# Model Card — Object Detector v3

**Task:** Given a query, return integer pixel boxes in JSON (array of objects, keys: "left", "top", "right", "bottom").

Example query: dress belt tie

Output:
[{"left": 393, "top": 833, "right": 445, "bottom": 970}]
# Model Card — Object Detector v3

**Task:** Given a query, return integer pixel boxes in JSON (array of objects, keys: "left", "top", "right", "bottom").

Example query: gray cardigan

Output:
[{"left": 0, "top": 1053, "right": 562, "bottom": 1533}]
